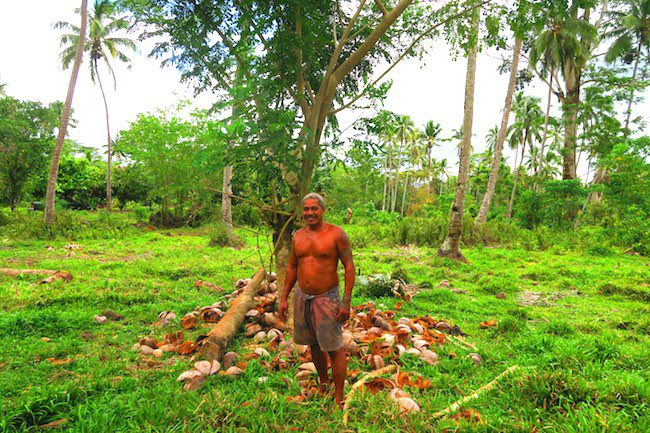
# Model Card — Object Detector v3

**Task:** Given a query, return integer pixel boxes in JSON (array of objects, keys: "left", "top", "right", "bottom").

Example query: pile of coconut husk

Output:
[{"left": 131, "top": 272, "right": 479, "bottom": 402}]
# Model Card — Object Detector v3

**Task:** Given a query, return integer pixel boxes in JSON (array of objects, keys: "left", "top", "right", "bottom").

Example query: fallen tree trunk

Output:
[
  {"left": 199, "top": 268, "right": 266, "bottom": 361},
  {"left": 0, "top": 268, "right": 73, "bottom": 284}
]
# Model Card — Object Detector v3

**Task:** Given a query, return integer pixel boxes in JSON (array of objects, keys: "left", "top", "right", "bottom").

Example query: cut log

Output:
[
  {"left": 0, "top": 268, "right": 72, "bottom": 284},
  {"left": 199, "top": 269, "right": 266, "bottom": 361}
]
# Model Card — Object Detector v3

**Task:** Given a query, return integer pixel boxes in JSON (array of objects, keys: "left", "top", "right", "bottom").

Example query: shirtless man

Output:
[{"left": 278, "top": 193, "right": 355, "bottom": 407}]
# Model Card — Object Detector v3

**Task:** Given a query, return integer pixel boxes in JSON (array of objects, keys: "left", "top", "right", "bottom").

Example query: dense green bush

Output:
[
  {"left": 0, "top": 210, "right": 139, "bottom": 240},
  {"left": 0, "top": 209, "right": 9, "bottom": 226},
  {"left": 207, "top": 222, "right": 244, "bottom": 248}
]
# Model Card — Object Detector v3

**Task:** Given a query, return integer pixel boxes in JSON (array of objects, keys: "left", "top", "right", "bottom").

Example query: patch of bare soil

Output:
[{"left": 518, "top": 290, "right": 581, "bottom": 307}]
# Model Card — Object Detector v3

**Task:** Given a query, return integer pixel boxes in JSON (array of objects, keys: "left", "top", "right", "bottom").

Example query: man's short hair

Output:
[{"left": 302, "top": 192, "right": 325, "bottom": 209}]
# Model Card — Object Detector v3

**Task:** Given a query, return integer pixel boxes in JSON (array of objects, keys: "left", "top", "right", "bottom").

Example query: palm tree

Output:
[
  {"left": 392, "top": 114, "right": 415, "bottom": 212},
  {"left": 475, "top": 35, "right": 523, "bottom": 228},
  {"left": 422, "top": 120, "right": 442, "bottom": 193},
  {"left": 55, "top": 0, "right": 136, "bottom": 211},
  {"left": 505, "top": 93, "right": 543, "bottom": 218},
  {"left": 45, "top": 0, "right": 89, "bottom": 225},
  {"left": 529, "top": 2, "right": 598, "bottom": 180},
  {"left": 605, "top": 0, "right": 650, "bottom": 131},
  {"left": 438, "top": 2, "right": 480, "bottom": 262},
  {"left": 484, "top": 125, "right": 499, "bottom": 155}
]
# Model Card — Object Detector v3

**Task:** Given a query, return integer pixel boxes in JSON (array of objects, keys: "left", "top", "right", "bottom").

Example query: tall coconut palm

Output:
[
  {"left": 422, "top": 120, "right": 442, "bottom": 193},
  {"left": 505, "top": 93, "right": 543, "bottom": 218},
  {"left": 605, "top": 0, "right": 650, "bottom": 131},
  {"left": 438, "top": 2, "right": 480, "bottom": 262},
  {"left": 45, "top": 0, "right": 89, "bottom": 225},
  {"left": 55, "top": 0, "right": 135, "bottom": 211},
  {"left": 392, "top": 114, "right": 415, "bottom": 212},
  {"left": 475, "top": 36, "right": 523, "bottom": 227},
  {"left": 529, "top": 3, "right": 598, "bottom": 180}
]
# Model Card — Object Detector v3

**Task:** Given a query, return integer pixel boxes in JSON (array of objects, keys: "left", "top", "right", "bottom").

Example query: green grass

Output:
[{"left": 1, "top": 224, "right": 648, "bottom": 432}]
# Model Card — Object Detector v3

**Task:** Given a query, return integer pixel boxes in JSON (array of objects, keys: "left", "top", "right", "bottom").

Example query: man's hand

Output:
[
  {"left": 336, "top": 305, "right": 350, "bottom": 323},
  {"left": 278, "top": 298, "right": 289, "bottom": 322}
]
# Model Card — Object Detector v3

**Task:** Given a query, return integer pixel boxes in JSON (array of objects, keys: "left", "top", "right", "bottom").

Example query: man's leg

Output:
[
  {"left": 310, "top": 344, "right": 330, "bottom": 388},
  {"left": 329, "top": 348, "right": 347, "bottom": 406}
]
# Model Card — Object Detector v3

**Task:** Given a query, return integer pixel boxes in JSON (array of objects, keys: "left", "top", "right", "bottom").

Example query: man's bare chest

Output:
[{"left": 295, "top": 234, "right": 338, "bottom": 260}]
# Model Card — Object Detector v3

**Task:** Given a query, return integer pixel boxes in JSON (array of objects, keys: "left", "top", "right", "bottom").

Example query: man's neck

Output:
[{"left": 307, "top": 222, "right": 326, "bottom": 232}]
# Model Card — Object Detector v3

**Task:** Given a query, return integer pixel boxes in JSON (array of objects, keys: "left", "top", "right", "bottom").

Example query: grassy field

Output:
[{"left": 1, "top": 225, "right": 648, "bottom": 432}]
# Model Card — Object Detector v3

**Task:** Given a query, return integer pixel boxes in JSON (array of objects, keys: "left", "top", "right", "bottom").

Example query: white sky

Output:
[{"left": 1, "top": 1, "right": 648, "bottom": 181}]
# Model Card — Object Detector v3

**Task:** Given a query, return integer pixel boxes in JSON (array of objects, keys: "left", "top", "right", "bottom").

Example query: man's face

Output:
[{"left": 302, "top": 198, "right": 324, "bottom": 227}]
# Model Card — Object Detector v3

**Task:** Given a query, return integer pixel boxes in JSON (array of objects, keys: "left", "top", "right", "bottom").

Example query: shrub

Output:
[
  {"left": 390, "top": 267, "right": 410, "bottom": 284},
  {"left": 0, "top": 210, "right": 138, "bottom": 240},
  {"left": 357, "top": 274, "right": 394, "bottom": 298},
  {"left": 207, "top": 223, "right": 244, "bottom": 248},
  {"left": 0, "top": 209, "right": 10, "bottom": 226}
]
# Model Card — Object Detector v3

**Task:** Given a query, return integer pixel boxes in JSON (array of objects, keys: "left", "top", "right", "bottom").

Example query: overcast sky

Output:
[{"left": 1, "top": 1, "right": 647, "bottom": 180}]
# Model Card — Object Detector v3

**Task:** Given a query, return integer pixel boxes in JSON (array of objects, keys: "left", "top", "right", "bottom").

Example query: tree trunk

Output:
[
  {"left": 475, "top": 38, "right": 521, "bottom": 227},
  {"left": 95, "top": 62, "right": 112, "bottom": 211},
  {"left": 438, "top": 4, "right": 479, "bottom": 263},
  {"left": 624, "top": 41, "right": 642, "bottom": 132},
  {"left": 536, "top": 68, "right": 553, "bottom": 189},
  {"left": 589, "top": 166, "right": 607, "bottom": 204},
  {"left": 200, "top": 268, "right": 266, "bottom": 361},
  {"left": 272, "top": 215, "right": 296, "bottom": 328},
  {"left": 44, "top": 0, "right": 88, "bottom": 225},
  {"left": 562, "top": 64, "right": 579, "bottom": 180},
  {"left": 221, "top": 164, "right": 233, "bottom": 232},
  {"left": 400, "top": 171, "right": 409, "bottom": 215},
  {"left": 391, "top": 140, "right": 401, "bottom": 212},
  {"left": 506, "top": 131, "right": 527, "bottom": 219}
]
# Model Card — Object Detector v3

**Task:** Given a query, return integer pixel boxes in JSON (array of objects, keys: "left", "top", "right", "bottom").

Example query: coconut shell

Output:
[
  {"left": 177, "top": 370, "right": 203, "bottom": 382},
  {"left": 222, "top": 366, "right": 244, "bottom": 377},
  {"left": 209, "top": 360, "right": 221, "bottom": 375},
  {"left": 222, "top": 351, "right": 238, "bottom": 368},
  {"left": 397, "top": 397, "right": 420, "bottom": 412},
  {"left": 254, "top": 347, "right": 270, "bottom": 357},
  {"left": 194, "top": 360, "right": 212, "bottom": 375},
  {"left": 298, "top": 362, "right": 317, "bottom": 373},
  {"left": 140, "top": 337, "right": 158, "bottom": 349}
]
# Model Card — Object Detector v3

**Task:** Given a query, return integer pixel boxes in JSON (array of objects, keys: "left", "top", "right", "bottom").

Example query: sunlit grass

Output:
[{"left": 0, "top": 224, "right": 648, "bottom": 432}]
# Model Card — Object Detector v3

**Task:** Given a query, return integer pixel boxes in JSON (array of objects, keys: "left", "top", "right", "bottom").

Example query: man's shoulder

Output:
[{"left": 326, "top": 223, "right": 348, "bottom": 238}]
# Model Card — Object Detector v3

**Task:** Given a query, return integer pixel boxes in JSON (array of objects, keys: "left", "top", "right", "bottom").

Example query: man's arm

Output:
[
  {"left": 336, "top": 228, "right": 355, "bottom": 322},
  {"left": 278, "top": 237, "right": 298, "bottom": 321}
]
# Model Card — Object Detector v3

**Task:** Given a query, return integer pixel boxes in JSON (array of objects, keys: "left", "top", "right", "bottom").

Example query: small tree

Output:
[{"left": 0, "top": 98, "right": 61, "bottom": 210}]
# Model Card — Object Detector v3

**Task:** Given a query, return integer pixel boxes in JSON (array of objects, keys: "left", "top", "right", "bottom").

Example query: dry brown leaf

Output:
[
  {"left": 479, "top": 319, "right": 498, "bottom": 329},
  {"left": 236, "top": 361, "right": 248, "bottom": 371},
  {"left": 46, "top": 357, "right": 74, "bottom": 365},
  {"left": 394, "top": 302, "right": 403, "bottom": 310},
  {"left": 177, "top": 341, "right": 197, "bottom": 355},
  {"left": 285, "top": 395, "right": 306, "bottom": 404},
  {"left": 194, "top": 280, "right": 222, "bottom": 291},
  {"left": 363, "top": 377, "right": 395, "bottom": 394},
  {"left": 451, "top": 408, "right": 483, "bottom": 423},
  {"left": 40, "top": 271, "right": 73, "bottom": 284},
  {"left": 395, "top": 371, "right": 411, "bottom": 388},
  {"left": 163, "top": 330, "right": 184, "bottom": 346},
  {"left": 38, "top": 418, "right": 68, "bottom": 429},
  {"left": 410, "top": 376, "right": 432, "bottom": 390}
]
